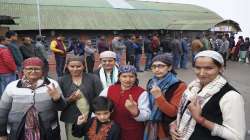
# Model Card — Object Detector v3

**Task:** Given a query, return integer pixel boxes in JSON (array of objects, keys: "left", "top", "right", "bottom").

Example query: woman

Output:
[
  {"left": 144, "top": 53, "right": 187, "bottom": 140},
  {"left": 170, "top": 50, "right": 246, "bottom": 140},
  {"left": 0, "top": 57, "right": 64, "bottom": 140},
  {"left": 58, "top": 56, "right": 103, "bottom": 140},
  {"left": 100, "top": 65, "right": 151, "bottom": 140}
]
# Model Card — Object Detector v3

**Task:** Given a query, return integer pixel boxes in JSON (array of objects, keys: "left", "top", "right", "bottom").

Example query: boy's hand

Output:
[
  {"left": 77, "top": 114, "right": 87, "bottom": 125},
  {"left": 125, "top": 94, "right": 139, "bottom": 117}
]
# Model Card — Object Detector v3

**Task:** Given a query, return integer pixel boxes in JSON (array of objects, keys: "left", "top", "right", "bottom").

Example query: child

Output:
[{"left": 72, "top": 96, "right": 120, "bottom": 140}]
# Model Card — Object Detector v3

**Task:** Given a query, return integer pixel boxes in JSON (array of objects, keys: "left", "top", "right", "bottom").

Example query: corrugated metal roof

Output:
[{"left": 0, "top": 0, "right": 223, "bottom": 31}]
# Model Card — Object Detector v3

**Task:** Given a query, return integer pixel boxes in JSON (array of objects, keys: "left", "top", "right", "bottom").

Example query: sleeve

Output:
[
  {"left": 2, "top": 49, "right": 16, "bottom": 72},
  {"left": 0, "top": 84, "right": 13, "bottom": 136},
  {"left": 108, "top": 123, "right": 121, "bottom": 140},
  {"left": 93, "top": 75, "right": 104, "bottom": 96},
  {"left": 134, "top": 91, "right": 151, "bottom": 121},
  {"left": 155, "top": 83, "right": 186, "bottom": 117},
  {"left": 99, "top": 87, "right": 108, "bottom": 97},
  {"left": 50, "top": 40, "right": 63, "bottom": 53},
  {"left": 72, "top": 118, "right": 93, "bottom": 138},
  {"left": 211, "top": 91, "right": 246, "bottom": 140}
]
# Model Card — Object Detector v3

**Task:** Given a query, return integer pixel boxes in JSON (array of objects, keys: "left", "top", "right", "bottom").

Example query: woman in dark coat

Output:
[{"left": 58, "top": 56, "right": 103, "bottom": 140}]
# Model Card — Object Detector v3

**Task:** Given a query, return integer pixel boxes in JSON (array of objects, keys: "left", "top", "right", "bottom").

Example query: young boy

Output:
[{"left": 72, "top": 96, "right": 120, "bottom": 140}]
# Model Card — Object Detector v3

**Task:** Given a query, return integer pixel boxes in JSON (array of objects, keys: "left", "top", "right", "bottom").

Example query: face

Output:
[
  {"left": 119, "top": 73, "right": 136, "bottom": 89},
  {"left": 194, "top": 57, "right": 222, "bottom": 86},
  {"left": 23, "top": 66, "right": 43, "bottom": 82},
  {"left": 95, "top": 110, "right": 111, "bottom": 123},
  {"left": 67, "top": 61, "right": 84, "bottom": 77},
  {"left": 151, "top": 61, "right": 172, "bottom": 79},
  {"left": 101, "top": 57, "right": 116, "bottom": 71},
  {"left": 86, "top": 40, "right": 92, "bottom": 46},
  {"left": 24, "top": 37, "right": 32, "bottom": 45},
  {"left": 11, "top": 34, "right": 18, "bottom": 41}
]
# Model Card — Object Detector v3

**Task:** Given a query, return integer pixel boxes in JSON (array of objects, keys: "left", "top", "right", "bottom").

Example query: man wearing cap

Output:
[{"left": 94, "top": 51, "right": 118, "bottom": 89}]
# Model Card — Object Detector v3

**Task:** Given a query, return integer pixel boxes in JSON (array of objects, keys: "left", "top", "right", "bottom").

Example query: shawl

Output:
[
  {"left": 99, "top": 67, "right": 118, "bottom": 89},
  {"left": 176, "top": 75, "right": 226, "bottom": 140}
]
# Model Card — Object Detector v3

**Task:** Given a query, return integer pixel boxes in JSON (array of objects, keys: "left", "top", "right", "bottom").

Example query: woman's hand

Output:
[
  {"left": 67, "top": 90, "right": 81, "bottom": 103},
  {"left": 170, "top": 122, "right": 183, "bottom": 140},
  {"left": 188, "top": 97, "right": 202, "bottom": 121},
  {"left": 125, "top": 94, "right": 139, "bottom": 117},
  {"left": 77, "top": 114, "right": 87, "bottom": 125},
  {"left": 150, "top": 86, "right": 162, "bottom": 98},
  {"left": 47, "top": 83, "right": 61, "bottom": 101}
]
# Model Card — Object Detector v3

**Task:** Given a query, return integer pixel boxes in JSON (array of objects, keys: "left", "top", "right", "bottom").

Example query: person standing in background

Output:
[
  {"left": 50, "top": 34, "right": 67, "bottom": 77},
  {"left": 85, "top": 40, "right": 96, "bottom": 73}
]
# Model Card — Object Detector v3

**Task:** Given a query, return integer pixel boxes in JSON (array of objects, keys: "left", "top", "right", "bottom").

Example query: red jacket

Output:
[
  {"left": 0, "top": 46, "right": 17, "bottom": 74},
  {"left": 107, "top": 84, "right": 145, "bottom": 140}
]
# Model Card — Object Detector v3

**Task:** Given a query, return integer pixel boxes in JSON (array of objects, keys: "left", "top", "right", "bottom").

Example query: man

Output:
[
  {"left": 111, "top": 35, "right": 125, "bottom": 65},
  {"left": 0, "top": 36, "right": 16, "bottom": 96},
  {"left": 94, "top": 51, "right": 118, "bottom": 89},
  {"left": 5, "top": 31, "right": 23, "bottom": 78},
  {"left": 50, "top": 35, "right": 67, "bottom": 77},
  {"left": 20, "top": 37, "right": 36, "bottom": 60},
  {"left": 36, "top": 36, "right": 49, "bottom": 76}
]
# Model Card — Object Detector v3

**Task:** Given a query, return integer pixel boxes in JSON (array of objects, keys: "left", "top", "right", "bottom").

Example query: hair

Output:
[
  {"left": 64, "top": 56, "right": 85, "bottom": 74},
  {"left": 115, "top": 72, "right": 139, "bottom": 86},
  {"left": 91, "top": 96, "right": 114, "bottom": 112},
  {"left": 0, "top": 36, "right": 6, "bottom": 42},
  {"left": 5, "top": 31, "right": 17, "bottom": 39}
]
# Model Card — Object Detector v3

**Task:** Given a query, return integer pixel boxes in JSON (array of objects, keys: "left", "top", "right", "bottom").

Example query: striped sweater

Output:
[{"left": 0, "top": 78, "right": 66, "bottom": 139}]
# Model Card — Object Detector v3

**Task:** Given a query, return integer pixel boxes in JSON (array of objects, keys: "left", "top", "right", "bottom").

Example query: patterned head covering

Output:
[
  {"left": 23, "top": 57, "right": 44, "bottom": 67},
  {"left": 152, "top": 53, "right": 173, "bottom": 65},
  {"left": 195, "top": 50, "right": 224, "bottom": 65},
  {"left": 118, "top": 65, "right": 137, "bottom": 74},
  {"left": 99, "top": 51, "right": 116, "bottom": 59}
]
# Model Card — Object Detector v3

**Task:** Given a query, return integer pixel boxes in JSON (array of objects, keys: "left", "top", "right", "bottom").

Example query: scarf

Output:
[
  {"left": 144, "top": 73, "right": 179, "bottom": 140},
  {"left": 21, "top": 77, "right": 45, "bottom": 140},
  {"left": 99, "top": 67, "right": 118, "bottom": 89},
  {"left": 176, "top": 75, "right": 226, "bottom": 140}
]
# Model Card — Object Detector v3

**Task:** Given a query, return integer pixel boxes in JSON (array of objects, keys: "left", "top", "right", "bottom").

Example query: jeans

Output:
[
  {"left": 135, "top": 54, "right": 142, "bottom": 71},
  {"left": 55, "top": 54, "right": 66, "bottom": 77},
  {"left": 144, "top": 53, "right": 152, "bottom": 70},
  {"left": 0, "top": 73, "right": 16, "bottom": 97},
  {"left": 180, "top": 54, "right": 188, "bottom": 69}
]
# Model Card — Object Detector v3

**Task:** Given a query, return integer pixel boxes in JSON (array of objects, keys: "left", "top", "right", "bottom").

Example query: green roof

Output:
[{"left": 0, "top": 0, "right": 223, "bottom": 30}]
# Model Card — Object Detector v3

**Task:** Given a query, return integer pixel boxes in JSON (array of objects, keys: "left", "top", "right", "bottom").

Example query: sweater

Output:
[
  {"left": 0, "top": 78, "right": 65, "bottom": 140},
  {"left": 0, "top": 45, "right": 16, "bottom": 74}
]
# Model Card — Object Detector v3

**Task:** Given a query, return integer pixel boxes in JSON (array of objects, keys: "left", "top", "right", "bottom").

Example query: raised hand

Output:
[
  {"left": 188, "top": 97, "right": 202, "bottom": 121},
  {"left": 150, "top": 86, "right": 162, "bottom": 98},
  {"left": 77, "top": 114, "right": 87, "bottom": 125},
  {"left": 67, "top": 89, "right": 82, "bottom": 103},
  {"left": 125, "top": 94, "right": 139, "bottom": 117},
  {"left": 47, "top": 83, "right": 61, "bottom": 101}
]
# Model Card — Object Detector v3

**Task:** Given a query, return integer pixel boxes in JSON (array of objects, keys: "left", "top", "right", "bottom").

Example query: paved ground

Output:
[{"left": 59, "top": 60, "right": 250, "bottom": 140}]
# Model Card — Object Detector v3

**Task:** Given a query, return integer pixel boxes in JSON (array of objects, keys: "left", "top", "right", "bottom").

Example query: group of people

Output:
[{"left": 0, "top": 34, "right": 246, "bottom": 140}]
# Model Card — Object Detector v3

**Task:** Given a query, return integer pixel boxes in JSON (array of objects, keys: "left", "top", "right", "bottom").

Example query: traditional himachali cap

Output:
[
  {"left": 67, "top": 55, "right": 84, "bottom": 64},
  {"left": 99, "top": 51, "right": 116, "bottom": 59},
  {"left": 118, "top": 65, "right": 137, "bottom": 74},
  {"left": 152, "top": 53, "right": 173, "bottom": 65},
  {"left": 194, "top": 50, "right": 224, "bottom": 65},
  {"left": 23, "top": 57, "right": 44, "bottom": 67}
]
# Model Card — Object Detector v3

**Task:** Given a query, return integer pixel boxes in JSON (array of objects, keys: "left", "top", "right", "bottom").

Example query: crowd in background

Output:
[{"left": 0, "top": 30, "right": 248, "bottom": 140}]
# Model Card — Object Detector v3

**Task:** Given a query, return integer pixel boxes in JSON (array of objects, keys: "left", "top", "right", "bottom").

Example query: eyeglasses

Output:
[
  {"left": 151, "top": 64, "right": 167, "bottom": 69},
  {"left": 24, "top": 68, "right": 42, "bottom": 72}
]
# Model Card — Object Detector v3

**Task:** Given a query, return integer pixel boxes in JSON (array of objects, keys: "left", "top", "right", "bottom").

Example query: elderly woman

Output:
[
  {"left": 170, "top": 50, "right": 246, "bottom": 140},
  {"left": 100, "top": 65, "right": 151, "bottom": 140},
  {"left": 58, "top": 56, "right": 103, "bottom": 140},
  {"left": 0, "top": 57, "right": 65, "bottom": 140},
  {"left": 144, "top": 53, "right": 187, "bottom": 140},
  {"left": 94, "top": 51, "right": 118, "bottom": 89}
]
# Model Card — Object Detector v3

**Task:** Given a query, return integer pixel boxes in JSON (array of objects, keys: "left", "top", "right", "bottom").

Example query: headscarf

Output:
[
  {"left": 152, "top": 53, "right": 173, "bottom": 65},
  {"left": 194, "top": 50, "right": 224, "bottom": 65},
  {"left": 118, "top": 65, "right": 137, "bottom": 74},
  {"left": 23, "top": 57, "right": 44, "bottom": 68}
]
